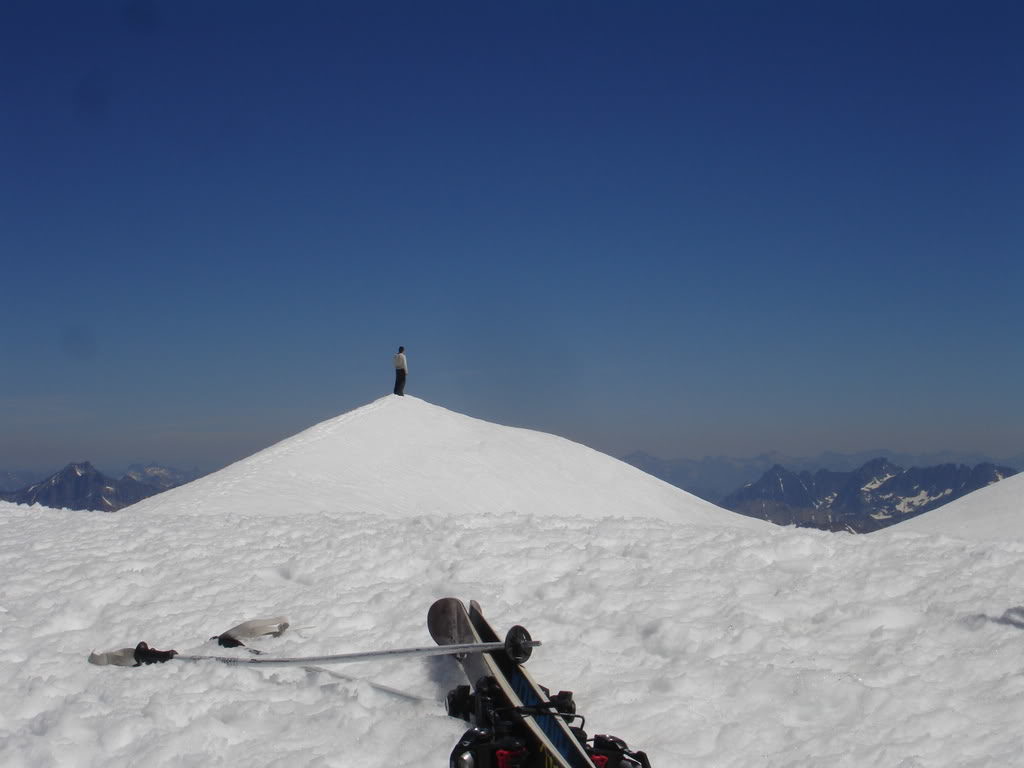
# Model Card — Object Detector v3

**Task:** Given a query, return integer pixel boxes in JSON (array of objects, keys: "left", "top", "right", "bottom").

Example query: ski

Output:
[{"left": 429, "top": 597, "right": 598, "bottom": 768}]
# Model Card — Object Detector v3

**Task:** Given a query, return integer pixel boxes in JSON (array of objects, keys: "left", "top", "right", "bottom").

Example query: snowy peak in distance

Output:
[
  {"left": 124, "top": 462, "right": 202, "bottom": 490},
  {"left": 0, "top": 462, "right": 157, "bottom": 512},
  {"left": 126, "top": 396, "right": 767, "bottom": 529},
  {"left": 720, "top": 457, "right": 1016, "bottom": 532}
]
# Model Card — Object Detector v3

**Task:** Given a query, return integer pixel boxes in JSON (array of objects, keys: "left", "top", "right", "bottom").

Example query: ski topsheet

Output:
[{"left": 428, "top": 597, "right": 597, "bottom": 768}]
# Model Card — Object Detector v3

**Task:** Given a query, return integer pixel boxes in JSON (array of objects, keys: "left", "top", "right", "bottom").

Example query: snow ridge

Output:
[{"left": 894, "top": 471, "right": 1024, "bottom": 540}]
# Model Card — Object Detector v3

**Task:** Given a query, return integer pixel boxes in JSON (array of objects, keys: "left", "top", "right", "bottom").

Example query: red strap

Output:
[
  {"left": 591, "top": 756, "right": 609, "bottom": 768},
  {"left": 495, "top": 748, "right": 526, "bottom": 768}
]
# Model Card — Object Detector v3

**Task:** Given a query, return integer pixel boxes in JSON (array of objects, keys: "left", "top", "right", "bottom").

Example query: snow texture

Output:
[{"left": 2, "top": 396, "right": 1024, "bottom": 767}]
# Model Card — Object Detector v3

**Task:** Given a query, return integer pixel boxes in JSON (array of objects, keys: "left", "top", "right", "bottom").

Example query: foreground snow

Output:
[
  {"left": 5, "top": 502, "right": 1024, "bottom": 767},
  {"left": 2, "top": 398, "right": 1024, "bottom": 767}
]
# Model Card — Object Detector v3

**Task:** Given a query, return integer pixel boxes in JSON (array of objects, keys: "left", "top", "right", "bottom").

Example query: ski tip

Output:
[
  {"left": 429, "top": 597, "right": 466, "bottom": 610},
  {"left": 428, "top": 597, "right": 471, "bottom": 646}
]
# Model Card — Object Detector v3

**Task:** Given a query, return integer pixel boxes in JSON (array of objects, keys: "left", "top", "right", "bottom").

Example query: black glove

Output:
[
  {"left": 214, "top": 632, "right": 246, "bottom": 648},
  {"left": 134, "top": 641, "right": 178, "bottom": 665}
]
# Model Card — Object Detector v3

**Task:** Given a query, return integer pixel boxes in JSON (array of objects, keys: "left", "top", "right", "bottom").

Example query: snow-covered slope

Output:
[
  {"left": 4, "top": 398, "right": 1024, "bottom": 767},
  {"left": 126, "top": 395, "right": 763, "bottom": 528},
  {"left": 892, "top": 471, "right": 1024, "bottom": 540}
]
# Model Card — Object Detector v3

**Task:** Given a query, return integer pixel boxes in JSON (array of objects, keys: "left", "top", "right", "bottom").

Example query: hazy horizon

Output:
[{"left": 2, "top": 394, "right": 1021, "bottom": 480}]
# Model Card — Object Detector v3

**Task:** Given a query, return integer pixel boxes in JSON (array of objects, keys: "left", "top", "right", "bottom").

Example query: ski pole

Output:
[
  {"left": 104, "top": 625, "right": 539, "bottom": 668},
  {"left": 177, "top": 625, "right": 539, "bottom": 666}
]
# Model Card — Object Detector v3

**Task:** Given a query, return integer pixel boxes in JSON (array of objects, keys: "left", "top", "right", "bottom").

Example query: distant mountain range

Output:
[
  {"left": 0, "top": 470, "right": 41, "bottom": 493},
  {"left": 719, "top": 458, "right": 1017, "bottom": 532},
  {"left": 622, "top": 449, "right": 1024, "bottom": 504},
  {"left": 122, "top": 463, "right": 200, "bottom": 490},
  {"left": 0, "top": 462, "right": 201, "bottom": 512}
]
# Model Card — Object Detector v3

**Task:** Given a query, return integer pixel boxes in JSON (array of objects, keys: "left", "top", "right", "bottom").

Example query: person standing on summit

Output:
[{"left": 393, "top": 346, "right": 408, "bottom": 396}]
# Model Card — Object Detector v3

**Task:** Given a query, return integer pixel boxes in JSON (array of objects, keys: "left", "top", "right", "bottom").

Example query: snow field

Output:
[{"left": 4, "top": 498, "right": 1024, "bottom": 767}]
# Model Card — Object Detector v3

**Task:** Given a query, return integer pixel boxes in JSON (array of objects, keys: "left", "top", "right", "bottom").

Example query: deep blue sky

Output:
[{"left": 2, "top": 1, "right": 1022, "bottom": 473}]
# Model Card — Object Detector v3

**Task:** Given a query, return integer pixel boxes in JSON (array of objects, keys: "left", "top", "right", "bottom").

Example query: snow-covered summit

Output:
[
  {"left": 127, "top": 395, "right": 763, "bottom": 529},
  {"left": 891, "top": 470, "right": 1024, "bottom": 540}
]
